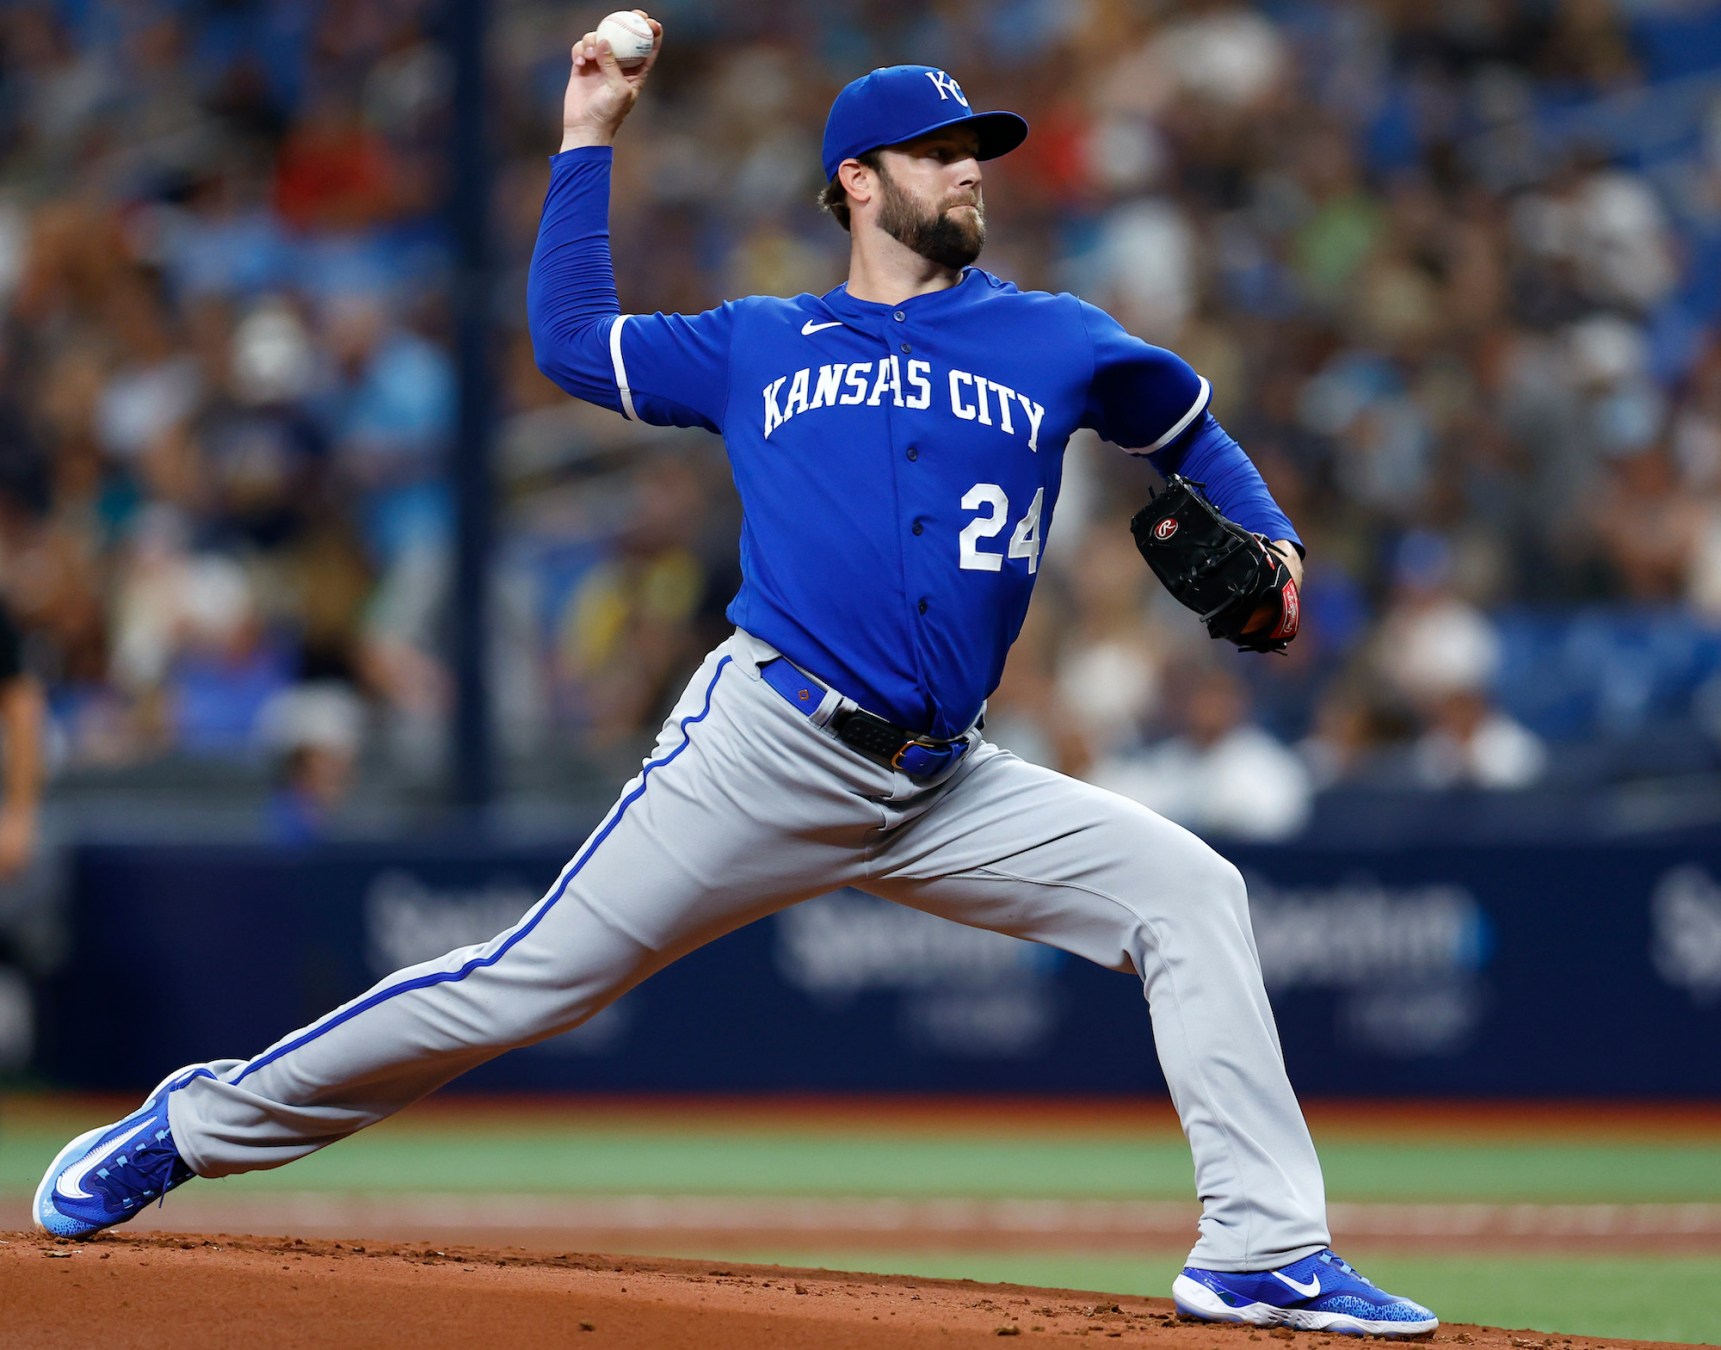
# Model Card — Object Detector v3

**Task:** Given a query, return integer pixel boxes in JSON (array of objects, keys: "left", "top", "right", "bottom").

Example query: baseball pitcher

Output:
[{"left": 38, "top": 13, "right": 1433, "bottom": 1336}]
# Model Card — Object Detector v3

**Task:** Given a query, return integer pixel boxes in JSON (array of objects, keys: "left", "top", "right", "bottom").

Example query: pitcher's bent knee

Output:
[
  {"left": 1204, "top": 850, "right": 1250, "bottom": 915},
  {"left": 1172, "top": 846, "right": 1253, "bottom": 941},
  {"left": 1112, "top": 820, "right": 1255, "bottom": 947}
]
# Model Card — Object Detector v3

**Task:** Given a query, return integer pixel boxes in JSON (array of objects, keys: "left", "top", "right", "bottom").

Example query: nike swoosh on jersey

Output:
[
  {"left": 801, "top": 320, "right": 843, "bottom": 335},
  {"left": 57, "top": 1119, "right": 154, "bottom": 1200},
  {"left": 1270, "top": 1271, "right": 1321, "bottom": 1299}
]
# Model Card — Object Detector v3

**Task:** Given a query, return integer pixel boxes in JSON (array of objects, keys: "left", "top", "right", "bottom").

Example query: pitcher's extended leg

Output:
[
  {"left": 868, "top": 743, "right": 1328, "bottom": 1271},
  {"left": 164, "top": 639, "right": 882, "bottom": 1177}
]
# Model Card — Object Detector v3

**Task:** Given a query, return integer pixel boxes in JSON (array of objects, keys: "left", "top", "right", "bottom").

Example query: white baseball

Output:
[{"left": 595, "top": 11, "right": 655, "bottom": 69}]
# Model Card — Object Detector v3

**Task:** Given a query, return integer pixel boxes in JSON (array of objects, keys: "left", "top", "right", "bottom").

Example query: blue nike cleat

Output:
[
  {"left": 34, "top": 1067, "right": 206, "bottom": 1238},
  {"left": 1173, "top": 1248, "right": 1438, "bottom": 1338}
]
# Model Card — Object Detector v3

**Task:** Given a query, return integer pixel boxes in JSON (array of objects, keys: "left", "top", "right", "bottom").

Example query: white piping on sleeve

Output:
[
  {"left": 1130, "top": 376, "right": 1211, "bottom": 455},
  {"left": 608, "top": 314, "right": 638, "bottom": 421}
]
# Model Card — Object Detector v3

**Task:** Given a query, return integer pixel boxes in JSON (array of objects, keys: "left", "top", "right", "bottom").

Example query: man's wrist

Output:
[
  {"left": 561, "top": 126, "right": 617, "bottom": 152},
  {"left": 1270, "top": 539, "right": 1304, "bottom": 588}
]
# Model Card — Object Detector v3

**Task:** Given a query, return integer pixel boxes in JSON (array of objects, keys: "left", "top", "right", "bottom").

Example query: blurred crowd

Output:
[{"left": 1, "top": 0, "right": 1720, "bottom": 839}]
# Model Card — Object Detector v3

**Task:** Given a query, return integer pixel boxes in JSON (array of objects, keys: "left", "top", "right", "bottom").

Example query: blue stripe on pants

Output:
[{"left": 229, "top": 655, "right": 735, "bottom": 1087}]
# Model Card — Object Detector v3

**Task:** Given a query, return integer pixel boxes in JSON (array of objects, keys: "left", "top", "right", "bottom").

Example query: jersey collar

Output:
[{"left": 818, "top": 267, "right": 985, "bottom": 323}]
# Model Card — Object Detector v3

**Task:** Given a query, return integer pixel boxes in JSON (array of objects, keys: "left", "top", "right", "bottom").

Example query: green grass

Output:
[
  {"left": 1318, "top": 1142, "right": 1721, "bottom": 1204},
  {"left": 4, "top": 1118, "right": 1203, "bottom": 1196},
  {"left": 697, "top": 1250, "right": 1721, "bottom": 1345},
  {"left": 7, "top": 1114, "right": 1721, "bottom": 1202}
]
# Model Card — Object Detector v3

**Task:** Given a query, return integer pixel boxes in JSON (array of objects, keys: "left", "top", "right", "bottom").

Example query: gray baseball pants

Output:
[{"left": 167, "top": 627, "right": 1330, "bottom": 1271}]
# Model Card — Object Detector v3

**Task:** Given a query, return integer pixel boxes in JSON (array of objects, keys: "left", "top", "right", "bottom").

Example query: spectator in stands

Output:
[
  {"left": 259, "top": 681, "right": 365, "bottom": 844},
  {"left": 555, "top": 452, "right": 722, "bottom": 747},
  {"left": 319, "top": 293, "right": 453, "bottom": 570},
  {"left": 0, "top": 595, "right": 45, "bottom": 1080},
  {"left": 1089, "top": 659, "right": 1314, "bottom": 841},
  {"left": 1296, "top": 677, "right": 1418, "bottom": 790},
  {"left": 163, "top": 553, "right": 294, "bottom": 756},
  {"left": 1372, "top": 532, "right": 1547, "bottom": 790},
  {"left": 0, "top": 598, "right": 44, "bottom": 879},
  {"left": 1051, "top": 525, "right": 1172, "bottom": 766},
  {"left": 1410, "top": 679, "right": 1548, "bottom": 791}
]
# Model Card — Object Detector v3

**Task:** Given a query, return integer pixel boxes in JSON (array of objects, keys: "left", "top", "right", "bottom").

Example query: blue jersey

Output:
[{"left": 530, "top": 148, "right": 1297, "bottom": 739}]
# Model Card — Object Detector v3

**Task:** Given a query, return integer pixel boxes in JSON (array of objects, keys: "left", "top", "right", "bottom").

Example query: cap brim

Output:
[{"left": 882, "top": 109, "right": 1029, "bottom": 163}]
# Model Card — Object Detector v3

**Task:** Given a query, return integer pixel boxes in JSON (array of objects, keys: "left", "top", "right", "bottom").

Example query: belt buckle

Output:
[{"left": 891, "top": 736, "right": 965, "bottom": 778}]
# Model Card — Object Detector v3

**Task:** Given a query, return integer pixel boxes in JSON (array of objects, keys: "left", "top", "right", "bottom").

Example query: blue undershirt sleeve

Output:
[
  {"left": 527, "top": 148, "right": 627, "bottom": 414},
  {"left": 1151, "top": 412, "right": 1302, "bottom": 551},
  {"left": 527, "top": 147, "right": 732, "bottom": 431}
]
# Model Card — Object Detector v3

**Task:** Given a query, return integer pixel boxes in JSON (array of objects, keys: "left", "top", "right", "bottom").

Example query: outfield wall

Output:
[{"left": 29, "top": 837, "right": 1721, "bottom": 1095}]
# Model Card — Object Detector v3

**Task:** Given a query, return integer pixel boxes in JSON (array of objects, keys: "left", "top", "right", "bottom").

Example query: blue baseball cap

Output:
[{"left": 821, "top": 66, "right": 1028, "bottom": 182}]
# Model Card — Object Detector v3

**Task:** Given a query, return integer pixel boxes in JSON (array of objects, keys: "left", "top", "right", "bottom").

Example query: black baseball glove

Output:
[{"left": 1129, "top": 474, "right": 1301, "bottom": 654}]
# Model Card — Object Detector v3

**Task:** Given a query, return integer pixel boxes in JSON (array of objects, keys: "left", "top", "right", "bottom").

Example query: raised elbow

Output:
[{"left": 527, "top": 312, "right": 619, "bottom": 410}]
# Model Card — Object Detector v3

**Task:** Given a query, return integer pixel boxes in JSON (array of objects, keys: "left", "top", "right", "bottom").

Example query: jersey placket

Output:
[{"left": 868, "top": 305, "right": 941, "bottom": 733}]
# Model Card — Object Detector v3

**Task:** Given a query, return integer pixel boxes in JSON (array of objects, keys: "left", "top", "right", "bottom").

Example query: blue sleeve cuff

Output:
[{"left": 548, "top": 144, "right": 616, "bottom": 166}]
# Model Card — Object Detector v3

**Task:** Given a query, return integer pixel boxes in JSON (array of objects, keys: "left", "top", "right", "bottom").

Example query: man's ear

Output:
[{"left": 838, "top": 157, "right": 875, "bottom": 210}]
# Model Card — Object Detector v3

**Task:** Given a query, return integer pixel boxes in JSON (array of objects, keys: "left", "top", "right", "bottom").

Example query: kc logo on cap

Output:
[
  {"left": 821, "top": 65, "right": 1027, "bottom": 181},
  {"left": 923, "top": 70, "right": 970, "bottom": 106}
]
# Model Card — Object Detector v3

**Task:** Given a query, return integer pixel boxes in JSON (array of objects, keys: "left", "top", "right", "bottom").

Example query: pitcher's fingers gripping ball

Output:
[{"left": 596, "top": 10, "right": 656, "bottom": 68}]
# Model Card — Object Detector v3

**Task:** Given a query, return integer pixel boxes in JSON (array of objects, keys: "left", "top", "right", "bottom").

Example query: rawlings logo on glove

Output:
[{"left": 1129, "top": 475, "right": 1301, "bottom": 654}]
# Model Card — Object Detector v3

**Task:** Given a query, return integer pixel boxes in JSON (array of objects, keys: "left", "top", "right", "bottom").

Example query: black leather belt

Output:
[{"left": 760, "top": 657, "right": 969, "bottom": 779}]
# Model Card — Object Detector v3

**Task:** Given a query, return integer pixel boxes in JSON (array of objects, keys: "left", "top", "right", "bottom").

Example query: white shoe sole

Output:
[
  {"left": 1173, "top": 1274, "right": 1438, "bottom": 1339},
  {"left": 34, "top": 1066, "right": 199, "bottom": 1238}
]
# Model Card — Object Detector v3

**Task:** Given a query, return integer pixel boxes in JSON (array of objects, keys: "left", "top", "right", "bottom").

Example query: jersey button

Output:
[
  {"left": 900, "top": 343, "right": 912, "bottom": 354},
  {"left": 893, "top": 310, "right": 906, "bottom": 322},
  {"left": 912, "top": 521, "right": 924, "bottom": 536},
  {"left": 918, "top": 599, "right": 929, "bottom": 614},
  {"left": 906, "top": 446, "right": 919, "bottom": 461}
]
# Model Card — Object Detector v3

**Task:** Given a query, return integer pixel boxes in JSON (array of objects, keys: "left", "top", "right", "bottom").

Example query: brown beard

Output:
[{"left": 875, "top": 163, "right": 985, "bottom": 270}]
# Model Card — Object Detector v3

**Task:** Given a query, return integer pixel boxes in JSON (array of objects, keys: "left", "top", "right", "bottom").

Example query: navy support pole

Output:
[{"left": 449, "top": 0, "right": 494, "bottom": 813}]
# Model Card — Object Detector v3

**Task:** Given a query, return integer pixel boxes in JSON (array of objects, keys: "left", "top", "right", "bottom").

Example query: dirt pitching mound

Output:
[{"left": 0, "top": 1229, "right": 1686, "bottom": 1350}]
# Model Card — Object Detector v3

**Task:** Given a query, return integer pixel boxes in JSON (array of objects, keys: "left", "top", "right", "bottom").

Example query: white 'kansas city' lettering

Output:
[{"left": 763, "top": 357, "right": 1047, "bottom": 451}]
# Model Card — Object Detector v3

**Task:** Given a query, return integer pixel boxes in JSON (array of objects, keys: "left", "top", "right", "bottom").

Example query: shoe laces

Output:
[
  {"left": 90, "top": 1123, "right": 192, "bottom": 1206},
  {"left": 1317, "top": 1250, "right": 1374, "bottom": 1287}
]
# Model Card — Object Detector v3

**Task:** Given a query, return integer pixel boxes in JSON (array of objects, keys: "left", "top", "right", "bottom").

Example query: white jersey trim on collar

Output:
[
  {"left": 1131, "top": 376, "right": 1210, "bottom": 456},
  {"left": 609, "top": 314, "right": 638, "bottom": 421}
]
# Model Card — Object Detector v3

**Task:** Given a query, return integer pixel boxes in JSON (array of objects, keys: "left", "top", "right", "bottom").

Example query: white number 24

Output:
[{"left": 958, "top": 483, "right": 1043, "bottom": 574}]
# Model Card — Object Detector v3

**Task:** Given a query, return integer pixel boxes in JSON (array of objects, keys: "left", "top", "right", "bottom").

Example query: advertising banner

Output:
[{"left": 40, "top": 839, "right": 1721, "bottom": 1095}]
